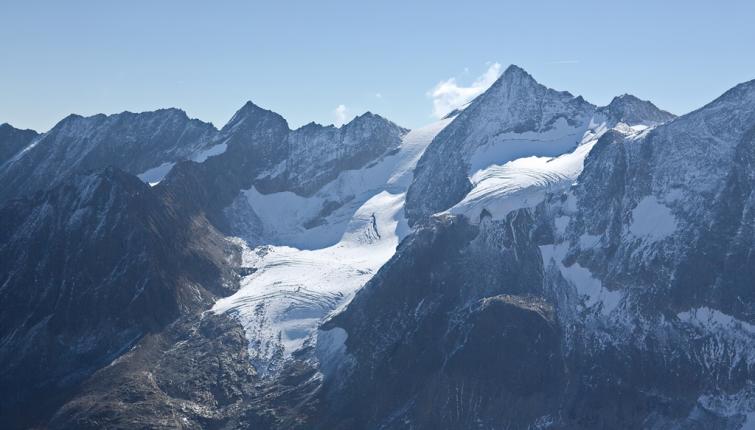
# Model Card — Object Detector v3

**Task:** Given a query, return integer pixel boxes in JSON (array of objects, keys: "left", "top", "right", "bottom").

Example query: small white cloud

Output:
[
  {"left": 375, "top": 92, "right": 382, "bottom": 99},
  {"left": 428, "top": 62, "right": 501, "bottom": 119},
  {"left": 334, "top": 104, "right": 349, "bottom": 126}
]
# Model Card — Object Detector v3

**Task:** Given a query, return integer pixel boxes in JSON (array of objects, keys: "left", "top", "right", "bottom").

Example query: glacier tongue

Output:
[
  {"left": 449, "top": 120, "right": 659, "bottom": 222},
  {"left": 211, "top": 119, "right": 451, "bottom": 375}
]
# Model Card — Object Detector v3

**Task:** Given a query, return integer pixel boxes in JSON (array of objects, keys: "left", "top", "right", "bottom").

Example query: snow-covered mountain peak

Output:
[
  {"left": 444, "top": 64, "right": 596, "bottom": 143},
  {"left": 405, "top": 66, "right": 597, "bottom": 224}
]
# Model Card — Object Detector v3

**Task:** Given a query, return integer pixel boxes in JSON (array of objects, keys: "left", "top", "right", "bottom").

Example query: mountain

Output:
[
  {"left": 1, "top": 65, "right": 753, "bottom": 429},
  {"left": 0, "top": 123, "right": 38, "bottom": 164},
  {"left": 0, "top": 109, "right": 218, "bottom": 202},
  {"left": 0, "top": 167, "right": 240, "bottom": 427}
]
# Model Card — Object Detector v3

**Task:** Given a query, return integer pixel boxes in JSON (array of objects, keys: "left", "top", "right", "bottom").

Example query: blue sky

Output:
[{"left": 2, "top": 0, "right": 754, "bottom": 132}]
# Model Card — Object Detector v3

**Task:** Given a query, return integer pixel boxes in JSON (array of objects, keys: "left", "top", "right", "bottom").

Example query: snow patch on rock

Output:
[
  {"left": 540, "top": 243, "right": 622, "bottom": 316},
  {"left": 629, "top": 196, "right": 677, "bottom": 241}
]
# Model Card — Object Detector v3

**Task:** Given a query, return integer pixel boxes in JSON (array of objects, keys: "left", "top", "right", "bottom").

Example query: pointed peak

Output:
[
  {"left": 227, "top": 100, "right": 269, "bottom": 120},
  {"left": 222, "top": 100, "right": 289, "bottom": 133},
  {"left": 483, "top": 64, "right": 544, "bottom": 98},
  {"left": 240, "top": 100, "right": 262, "bottom": 111},
  {"left": 502, "top": 64, "right": 531, "bottom": 78},
  {"left": 494, "top": 64, "right": 540, "bottom": 88}
]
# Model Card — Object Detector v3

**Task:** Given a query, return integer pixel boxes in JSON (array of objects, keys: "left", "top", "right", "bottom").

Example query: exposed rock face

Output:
[
  {"left": 0, "top": 123, "right": 38, "bottom": 164},
  {"left": 0, "top": 109, "right": 217, "bottom": 202},
  {"left": 49, "top": 313, "right": 257, "bottom": 429},
  {"left": 0, "top": 167, "right": 240, "bottom": 428}
]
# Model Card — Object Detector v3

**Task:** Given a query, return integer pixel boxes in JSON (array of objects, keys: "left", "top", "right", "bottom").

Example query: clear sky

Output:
[{"left": 2, "top": 0, "right": 754, "bottom": 132}]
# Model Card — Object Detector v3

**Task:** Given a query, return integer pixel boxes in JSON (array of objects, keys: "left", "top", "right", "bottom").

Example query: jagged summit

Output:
[{"left": 599, "top": 93, "right": 675, "bottom": 126}]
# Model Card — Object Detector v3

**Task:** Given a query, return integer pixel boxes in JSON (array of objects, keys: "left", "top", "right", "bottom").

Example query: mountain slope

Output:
[{"left": 0, "top": 167, "right": 240, "bottom": 428}]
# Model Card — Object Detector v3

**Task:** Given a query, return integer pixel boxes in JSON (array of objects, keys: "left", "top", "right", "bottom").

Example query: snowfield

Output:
[
  {"left": 137, "top": 141, "right": 228, "bottom": 186},
  {"left": 212, "top": 119, "right": 451, "bottom": 374}
]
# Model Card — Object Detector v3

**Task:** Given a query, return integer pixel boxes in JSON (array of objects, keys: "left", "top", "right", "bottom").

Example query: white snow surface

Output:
[
  {"left": 450, "top": 120, "right": 616, "bottom": 221},
  {"left": 628, "top": 196, "right": 677, "bottom": 241},
  {"left": 212, "top": 119, "right": 451, "bottom": 375},
  {"left": 137, "top": 162, "right": 175, "bottom": 186},
  {"left": 450, "top": 121, "right": 655, "bottom": 222},
  {"left": 136, "top": 142, "right": 228, "bottom": 186},
  {"left": 540, "top": 243, "right": 623, "bottom": 316}
]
